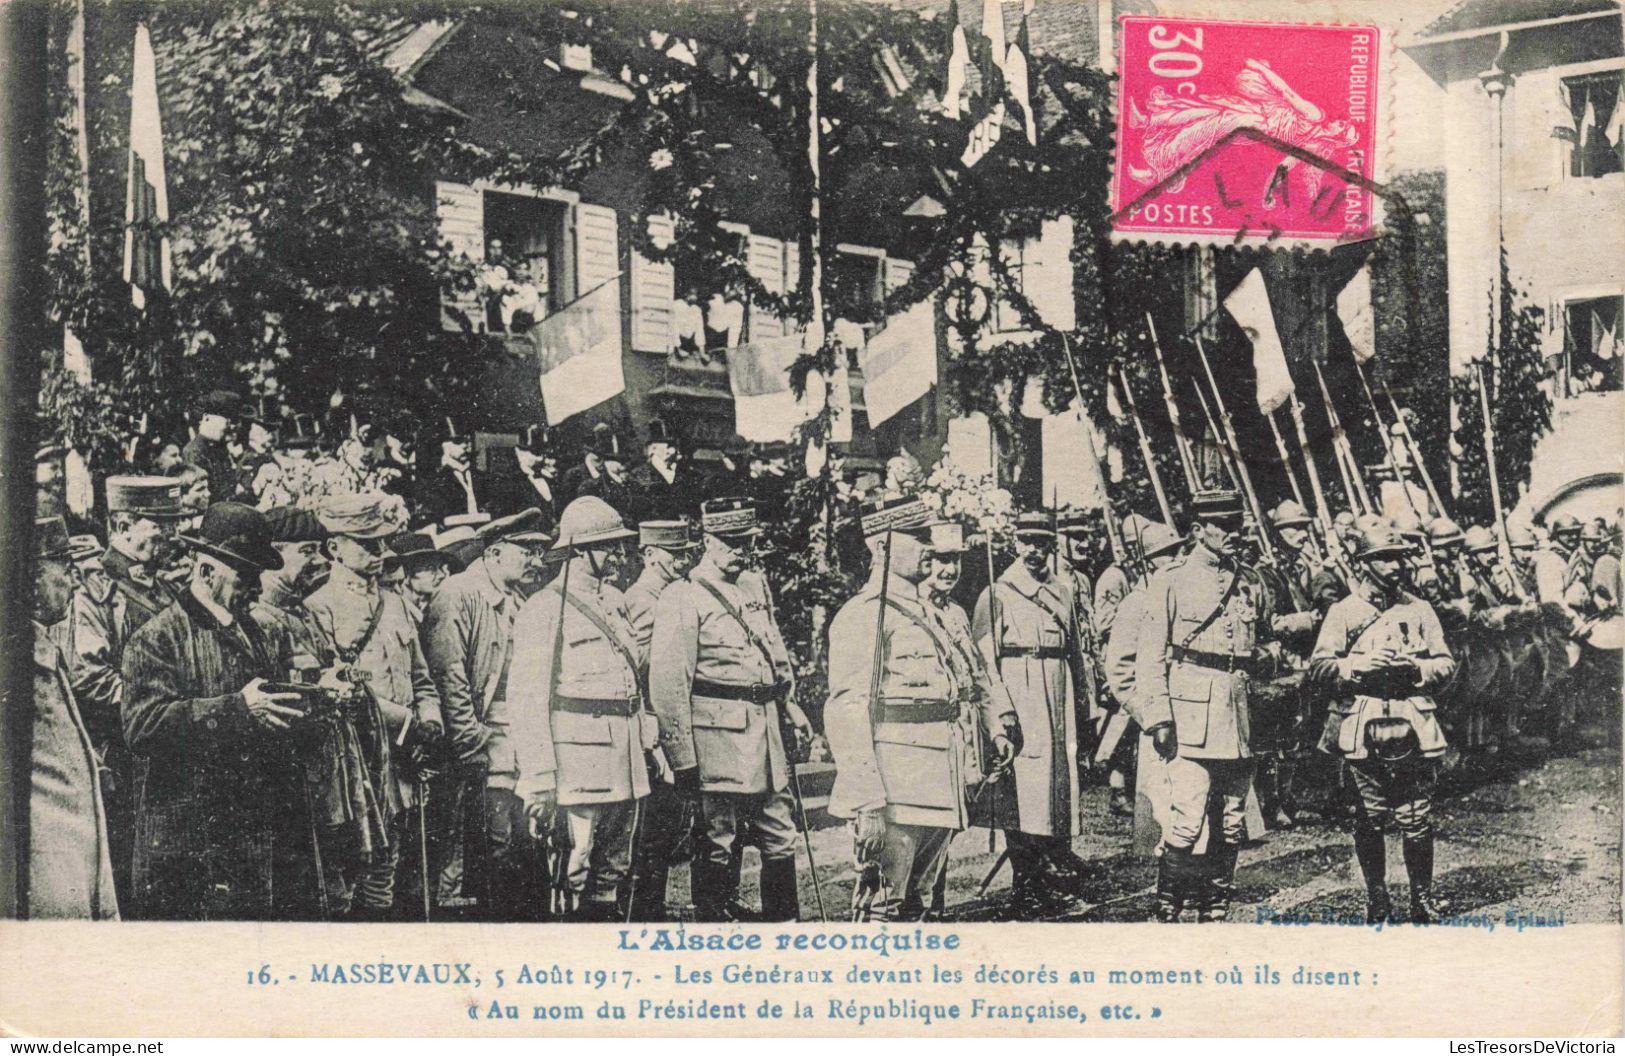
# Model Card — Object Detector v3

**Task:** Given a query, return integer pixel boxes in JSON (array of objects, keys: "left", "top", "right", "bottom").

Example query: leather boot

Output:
[
  {"left": 758, "top": 857, "right": 800, "bottom": 922},
  {"left": 1353, "top": 826, "right": 1391, "bottom": 924},
  {"left": 1041, "top": 836, "right": 1094, "bottom": 890},
  {"left": 691, "top": 860, "right": 732, "bottom": 923},
  {"left": 1403, "top": 836, "right": 1441, "bottom": 924},
  {"left": 630, "top": 863, "right": 671, "bottom": 923},
  {"left": 1005, "top": 839, "right": 1046, "bottom": 920},
  {"left": 1197, "top": 845, "right": 1238, "bottom": 922},
  {"left": 1154, "top": 847, "right": 1189, "bottom": 923}
]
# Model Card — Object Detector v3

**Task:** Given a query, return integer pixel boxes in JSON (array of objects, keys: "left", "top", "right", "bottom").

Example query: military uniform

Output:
[
  {"left": 826, "top": 505, "right": 1014, "bottom": 921},
  {"left": 1309, "top": 525, "right": 1456, "bottom": 923},
  {"left": 1134, "top": 501, "right": 1266, "bottom": 923},
  {"left": 512, "top": 549, "right": 651, "bottom": 920},
  {"left": 1093, "top": 563, "right": 1131, "bottom": 641},
  {"left": 649, "top": 500, "right": 804, "bottom": 922},
  {"left": 1533, "top": 538, "right": 1589, "bottom": 616}
]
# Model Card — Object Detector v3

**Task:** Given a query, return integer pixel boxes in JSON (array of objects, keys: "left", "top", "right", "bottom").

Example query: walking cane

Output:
[
  {"left": 418, "top": 777, "right": 431, "bottom": 922},
  {"left": 759, "top": 579, "right": 828, "bottom": 923}
]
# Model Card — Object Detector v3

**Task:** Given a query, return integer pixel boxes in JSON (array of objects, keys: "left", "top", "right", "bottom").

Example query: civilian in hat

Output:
[
  {"left": 234, "top": 414, "right": 280, "bottom": 504},
  {"left": 30, "top": 517, "right": 119, "bottom": 919},
  {"left": 415, "top": 420, "right": 494, "bottom": 529},
  {"left": 433, "top": 518, "right": 490, "bottom": 575},
  {"left": 1310, "top": 525, "right": 1455, "bottom": 925},
  {"left": 971, "top": 509, "right": 1092, "bottom": 914},
  {"left": 561, "top": 422, "right": 616, "bottom": 506},
  {"left": 183, "top": 390, "right": 245, "bottom": 505},
  {"left": 649, "top": 497, "right": 811, "bottom": 922},
  {"left": 307, "top": 492, "right": 442, "bottom": 919},
  {"left": 828, "top": 502, "right": 1017, "bottom": 921},
  {"left": 420, "top": 507, "right": 552, "bottom": 920},
  {"left": 120, "top": 502, "right": 319, "bottom": 920},
  {"left": 387, "top": 533, "right": 454, "bottom": 629},
  {"left": 618, "top": 518, "right": 702, "bottom": 920},
  {"left": 627, "top": 418, "right": 694, "bottom": 523},
  {"left": 507, "top": 497, "right": 650, "bottom": 921},
  {"left": 1132, "top": 489, "right": 1269, "bottom": 923},
  {"left": 488, "top": 426, "right": 562, "bottom": 532},
  {"left": 576, "top": 431, "right": 633, "bottom": 516}
]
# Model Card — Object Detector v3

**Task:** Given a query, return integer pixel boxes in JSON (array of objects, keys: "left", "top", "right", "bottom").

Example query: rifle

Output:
[
  {"left": 1351, "top": 354, "right": 1425, "bottom": 522},
  {"left": 1147, "top": 312, "right": 1201, "bottom": 495},
  {"left": 1475, "top": 359, "right": 1523, "bottom": 600},
  {"left": 1116, "top": 364, "right": 1175, "bottom": 528},
  {"left": 1193, "top": 333, "right": 1276, "bottom": 562},
  {"left": 1313, "top": 360, "right": 1374, "bottom": 515},
  {"left": 1378, "top": 374, "right": 1450, "bottom": 521}
]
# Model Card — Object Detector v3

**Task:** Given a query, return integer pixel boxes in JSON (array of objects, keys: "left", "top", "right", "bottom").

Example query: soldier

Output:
[
  {"left": 649, "top": 498, "right": 812, "bottom": 922},
  {"left": 307, "top": 492, "right": 444, "bottom": 919},
  {"left": 30, "top": 517, "right": 119, "bottom": 919},
  {"left": 1460, "top": 526, "right": 1519, "bottom": 606},
  {"left": 1103, "top": 521, "right": 1186, "bottom": 855},
  {"left": 1534, "top": 514, "right": 1589, "bottom": 617},
  {"left": 1310, "top": 525, "right": 1456, "bottom": 924},
  {"left": 1506, "top": 520, "right": 1540, "bottom": 598},
  {"left": 973, "top": 510, "right": 1091, "bottom": 908},
  {"left": 421, "top": 508, "right": 554, "bottom": 920},
  {"left": 620, "top": 519, "right": 702, "bottom": 921},
  {"left": 1583, "top": 519, "right": 1619, "bottom": 615},
  {"left": 827, "top": 498, "right": 1016, "bottom": 921},
  {"left": 385, "top": 533, "right": 455, "bottom": 629},
  {"left": 1134, "top": 490, "right": 1268, "bottom": 923},
  {"left": 102, "top": 476, "right": 188, "bottom": 627},
  {"left": 120, "top": 503, "right": 315, "bottom": 920},
  {"left": 508, "top": 497, "right": 652, "bottom": 921},
  {"left": 1092, "top": 518, "right": 1134, "bottom": 642}
]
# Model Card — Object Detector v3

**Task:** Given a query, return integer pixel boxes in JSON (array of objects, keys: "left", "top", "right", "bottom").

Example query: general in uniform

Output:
[
  {"left": 1133, "top": 490, "right": 1267, "bottom": 923},
  {"left": 1310, "top": 525, "right": 1456, "bottom": 924},
  {"left": 972, "top": 511, "right": 1089, "bottom": 908},
  {"left": 649, "top": 498, "right": 812, "bottom": 922},
  {"left": 827, "top": 500, "right": 1016, "bottom": 921},
  {"left": 511, "top": 497, "right": 653, "bottom": 921}
]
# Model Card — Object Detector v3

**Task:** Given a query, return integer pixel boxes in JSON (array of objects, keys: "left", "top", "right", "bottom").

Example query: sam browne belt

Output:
[
  {"left": 554, "top": 695, "right": 642, "bottom": 717},
  {"left": 1170, "top": 645, "right": 1262, "bottom": 676},
  {"left": 692, "top": 679, "right": 789, "bottom": 704}
]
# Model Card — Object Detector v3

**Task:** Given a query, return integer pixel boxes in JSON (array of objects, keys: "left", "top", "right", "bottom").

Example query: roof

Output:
[{"left": 1416, "top": 0, "right": 1619, "bottom": 38}]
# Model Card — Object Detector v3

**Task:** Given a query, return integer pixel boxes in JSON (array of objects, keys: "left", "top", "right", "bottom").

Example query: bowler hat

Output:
[
  {"left": 387, "top": 532, "right": 452, "bottom": 572},
  {"left": 196, "top": 390, "right": 246, "bottom": 420},
  {"left": 180, "top": 502, "right": 284, "bottom": 573},
  {"left": 263, "top": 505, "right": 329, "bottom": 544}
]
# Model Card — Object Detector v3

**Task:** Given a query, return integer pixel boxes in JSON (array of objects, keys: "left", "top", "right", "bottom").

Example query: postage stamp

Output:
[{"left": 1111, "top": 16, "right": 1382, "bottom": 246}]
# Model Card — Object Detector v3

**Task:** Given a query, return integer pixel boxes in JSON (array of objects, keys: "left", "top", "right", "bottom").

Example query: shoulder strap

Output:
[
  {"left": 694, "top": 576, "right": 779, "bottom": 676},
  {"left": 1177, "top": 568, "right": 1242, "bottom": 649},
  {"left": 885, "top": 597, "right": 954, "bottom": 671},
  {"left": 327, "top": 595, "right": 388, "bottom": 663},
  {"left": 553, "top": 584, "right": 643, "bottom": 684}
]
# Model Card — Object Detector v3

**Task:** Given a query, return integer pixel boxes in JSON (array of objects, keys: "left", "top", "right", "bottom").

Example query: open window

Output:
[
  {"left": 482, "top": 190, "right": 573, "bottom": 333},
  {"left": 1560, "top": 294, "right": 1624, "bottom": 396},
  {"left": 1559, "top": 71, "right": 1624, "bottom": 180}
]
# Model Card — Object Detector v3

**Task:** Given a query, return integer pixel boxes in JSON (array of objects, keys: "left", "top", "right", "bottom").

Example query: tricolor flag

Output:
[
  {"left": 1005, "top": 0, "right": 1037, "bottom": 146},
  {"left": 1338, "top": 263, "right": 1378, "bottom": 364},
  {"left": 726, "top": 328, "right": 849, "bottom": 444},
  {"left": 1580, "top": 95, "right": 1598, "bottom": 149},
  {"left": 860, "top": 295, "right": 936, "bottom": 427},
  {"left": 530, "top": 275, "right": 626, "bottom": 424},
  {"left": 1225, "top": 268, "right": 1293, "bottom": 416},
  {"left": 942, "top": 0, "right": 970, "bottom": 119},
  {"left": 124, "top": 23, "right": 170, "bottom": 309},
  {"left": 960, "top": 0, "right": 1008, "bottom": 166}
]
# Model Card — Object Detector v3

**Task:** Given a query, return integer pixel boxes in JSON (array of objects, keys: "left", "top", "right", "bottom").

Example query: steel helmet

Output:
[
  {"left": 1507, "top": 521, "right": 1538, "bottom": 550},
  {"left": 1140, "top": 521, "right": 1185, "bottom": 559},
  {"left": 1549, "top": 513, "right": 1582, "bottom": 538},
  {"left": 1462, "top": 525, "right": 1497, "bottom": 553},
  {"left": 1427, "top": 517, "right": 1465, "bottom": 548},
  {"left": 1355, "top": 512, "right": 1386, "bottom": 533},
  {"left": 1581, "top": 517, "right": 1608, "bottom": 542},
  {"left": 1390, "top": 510, "right": 1426, "bottom": 540},
  {"left": 1269, "top": 500, "right": 1312, "bottom": 529},
  {"left": 1353, "top": 525, "right": 1414, "bottom": 562},
  {"left": 552, "top": 496, "right": 635, "bottom": 552},
  {"left": 1333, "top": 510, "right": 1356, "bottom": 529}
]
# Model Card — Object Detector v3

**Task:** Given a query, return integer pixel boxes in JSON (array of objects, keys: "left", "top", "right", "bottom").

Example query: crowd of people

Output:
[{"left": 24, "top": 388, "right": 1623, "bottom": 924}]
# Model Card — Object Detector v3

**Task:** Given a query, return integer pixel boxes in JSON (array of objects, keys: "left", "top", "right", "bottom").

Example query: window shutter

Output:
[
  {"left": 884, "top": 257, "right": 915, "bottom": 297},
  {"left": 436, "top": 180, "right": 484, "bottom": 332},
  {"left": 632, "top": 213, "right": 675, "bottom": 353},
  {"left": 782, "top": 240, "right": 801, "bottom": 335},
  {"left": 574, "top": 201, "right": 620, "bottom": 299},
  {"left": 747, "top": 234, "right": 790, "bottom": 336}
]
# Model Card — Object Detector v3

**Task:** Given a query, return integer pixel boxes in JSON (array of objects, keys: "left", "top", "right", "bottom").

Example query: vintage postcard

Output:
[{"left": 0, "top": 0, "right": 1620, "bottom": 1040}]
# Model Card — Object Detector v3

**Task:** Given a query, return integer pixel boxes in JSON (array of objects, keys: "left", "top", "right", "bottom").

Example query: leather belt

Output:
[
  {"left": 692, "top": 679, "right": 787, "bottom": 704},
  {"left": 1000, "top": 645, "right": 1069, "bottom": 659},
  {"left": 879, "top": 700, "right": 958, "bottom": 724},
  {"left": 1171, "top": 645, "right": 1260, "bottom": 676},
  {"left": 555, "top": 695, "right": 641, "bottom": 717}
]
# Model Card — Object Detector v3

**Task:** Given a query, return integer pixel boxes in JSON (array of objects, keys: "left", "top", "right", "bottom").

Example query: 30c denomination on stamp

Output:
[{"left": 1112, "top": 15, "right": 1382, "bottom": 246}]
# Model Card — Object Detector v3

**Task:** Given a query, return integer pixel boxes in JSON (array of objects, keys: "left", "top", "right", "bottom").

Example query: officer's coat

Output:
[
  {"left": 825, "top": 574, "right": 1009, "bottom": 829},
  {"left": 510, "top": 572, "right": 651, "bottom": 807},
  {"left": 648, "top": 563, "right": 794, "bottom": 795},
  {"left": 973, "top": 562, "right": 1084, "bottom": 838},
  {"left": 1134, "top": 544, "right": 1262, "bottom": 761}
]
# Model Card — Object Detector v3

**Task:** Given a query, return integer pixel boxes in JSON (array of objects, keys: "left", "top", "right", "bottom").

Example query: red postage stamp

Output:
[{"left": 1111, "top": 15, "right": 1382, "bottom": 246}]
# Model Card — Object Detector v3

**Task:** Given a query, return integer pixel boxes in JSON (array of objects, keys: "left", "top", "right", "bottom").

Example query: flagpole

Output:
[
  {"left": 1114, "top": 365, "right": 1174, "bottom": 527},
  {"left": 1267, "top": 409, "right": 1307, "bottom": 513},
  {"left": 1288, "top": 395, "right": 1332, "bottom": 531},
  {"left": 1313, "top": 359, "right": 1372, "bottom": 514},
  {"left": 1476, "top": 358, "right": 1519, "bottom": 586},
  {"left": 1146, "top": 313, "right": 1201, "bottom": 495},
  {"left": 1193, "top": 333, "right": 1274, "bottom": 559}
]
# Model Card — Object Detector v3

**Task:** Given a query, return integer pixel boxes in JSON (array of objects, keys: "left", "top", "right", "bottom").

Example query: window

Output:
[
  {"left": 832, "top": 247, "right": 886, "bottom": 328},
  {"left": 1560, "top": 295, "right": 1623, "bottom": 396},
  {"left": 1559, "top": 71, "right": 1624, "bottom": 180},
  {"left": 482, "top": 191, "right": 572, "bottom": 333}
]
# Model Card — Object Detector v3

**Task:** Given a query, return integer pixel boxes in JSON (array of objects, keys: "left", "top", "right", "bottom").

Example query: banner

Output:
[
  {"left": 1338, "top": 263, "right": 1378, "bottom": 363},
  {"left": 531, "top": 277, "right": 625, "bottom": 424},
  {"left": 860, "top": 296, "right": 936, "bottom": 428},
  {"left": 1225, "top": 267, "right": 1293, "bottom": 415},
  {"left": 1042, "top": 403, "right": 1108, "bottom": 511},
  {"left": 726, "top": 331, "right": 849, "bottom": 444},
  {"left": 124, "top": 23, "right": 171, "bottom": 309}
]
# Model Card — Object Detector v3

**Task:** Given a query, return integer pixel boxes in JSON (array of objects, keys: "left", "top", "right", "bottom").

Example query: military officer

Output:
[
  {"left": 510, "top": 497, "right": 652, "bottom": 921},
  {"left": 649, "top": 498, "right": 811, "bottom": 922},
  {"left": 973, "top": 511, "right": 1091, "bottom": 910},
  {"left": 620, "top": 518, "right": 701, "bottom": 920},
  {"left": 102, "top": 476, "right": 189, "bottom": 629},
  {"left": 1310, "top": 525, "right": 1456, "bottom": 924},
  {"left": 1134, "top": 490, "right": 1268, "bottom": 923},
  {"left": 827, "top": 499, "right": 1016, "bottom": 921}
]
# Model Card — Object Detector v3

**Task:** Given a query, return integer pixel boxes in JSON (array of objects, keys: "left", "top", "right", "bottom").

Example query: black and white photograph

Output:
[{"left": 0, "top": 0, "right": 1620, "bottom": 1040}]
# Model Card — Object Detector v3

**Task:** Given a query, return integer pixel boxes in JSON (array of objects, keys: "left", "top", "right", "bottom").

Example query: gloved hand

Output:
[
  {"left": 854, "top": 809, "right": 886, "bottom": 861},
  {"left": 1150, "top": 722, "right": 1177, "bottom": 762},
  {"left": 525, "top": 789, "right": 557, "bottom": 839},
  {"left": 1001, "top": 717, "right": 1024, "bottom": 758},
  {"left": 991, "top": 734, "right": 1016, "bottom": 768}
]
